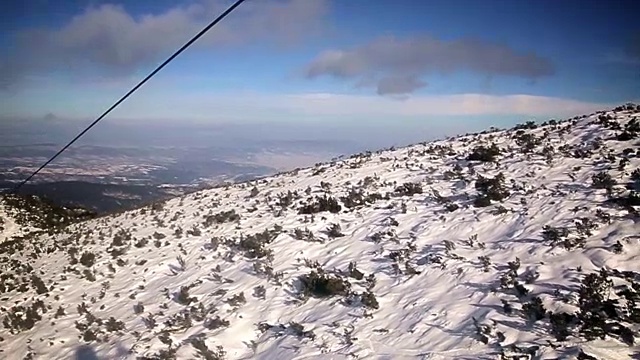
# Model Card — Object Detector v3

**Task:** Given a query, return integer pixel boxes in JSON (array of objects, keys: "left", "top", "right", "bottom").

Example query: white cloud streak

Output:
[
  {"left": 261, "top": 93, "right": 608, "bottom": 117},
  {"left": 103, "top": 91, "right": 611, "bottom": 122}
]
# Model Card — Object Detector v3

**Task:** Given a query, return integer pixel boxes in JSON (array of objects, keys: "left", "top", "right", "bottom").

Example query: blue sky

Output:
[{"left": 1, "top": 0, "right": 639, "bottom": 131}]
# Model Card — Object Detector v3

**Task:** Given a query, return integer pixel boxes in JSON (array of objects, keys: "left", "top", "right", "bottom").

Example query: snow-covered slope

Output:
[
  {"left": 0, "top": 200, "right": 20, "bottom": 244},
  {"left": 1, "top": 106, "right": 640, "bottom": 360},
  {"left": 0, "top": 194, "right": 96, "bottom": 245},
  {"left": 0, "top": 196, "right": 39, "bottom": 244}
]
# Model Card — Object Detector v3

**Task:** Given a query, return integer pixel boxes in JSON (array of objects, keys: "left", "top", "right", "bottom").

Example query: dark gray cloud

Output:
[
  {"left": 304, "top": 35, "right": 555, "bottom": 96},
  {"left": 375, "top": 75, "right": 427, "bottom": 95},
  {"left": 0, "top": 0, "right": 329, "bottom": 89},
  {"left": 626, "top": 32, "right": 640, "bottom": 62}
]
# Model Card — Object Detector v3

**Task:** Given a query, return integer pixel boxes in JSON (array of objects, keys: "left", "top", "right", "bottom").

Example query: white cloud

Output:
[{"left": 0, "top": 0, "right": 330, "bottom": 88}]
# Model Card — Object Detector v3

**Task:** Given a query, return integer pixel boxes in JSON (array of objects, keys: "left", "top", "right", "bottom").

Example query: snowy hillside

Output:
[
  {"left": 0, "top": 201, "right": 21, "bottom": 244},
  {"left": 1, "top": 105, "right": 639, "bottom": 360},
  {"left": 0, "top": 196, "right": 56, "bottom": 244},
  {"left": 0, "top": 194, "right": 95, "bottom": 243}
]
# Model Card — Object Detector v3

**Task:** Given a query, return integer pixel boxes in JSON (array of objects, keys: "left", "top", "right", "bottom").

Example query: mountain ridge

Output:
[{"left": 1, "top": 104, "right": 639, "bottom": 360}]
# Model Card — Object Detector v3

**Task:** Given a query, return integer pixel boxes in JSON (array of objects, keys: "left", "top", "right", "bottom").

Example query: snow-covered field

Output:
[{"left": 1, "top": 106, "right": 639, "bottom": 360}]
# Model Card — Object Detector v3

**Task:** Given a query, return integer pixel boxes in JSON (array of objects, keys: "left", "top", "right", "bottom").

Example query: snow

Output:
[
  {"left": 0, "top": 200, "right": 29, "bottom": 244},
  {"left": 1, "top": 108, "right": 639, "bottom": 360}
]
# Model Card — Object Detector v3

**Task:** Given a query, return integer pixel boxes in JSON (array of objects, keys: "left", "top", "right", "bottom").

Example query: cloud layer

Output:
[
  {"left": 304, "top": 35, "right": 555, "bottom": 96},
  {"left": 0, "top": 0, "right": 329, "bottom": 88},
  {"left": 278, "top": 93, "right": 604, "bottom": 118},
  {"left": 94, "top": 90, "right": 610, "bottom": 122}
]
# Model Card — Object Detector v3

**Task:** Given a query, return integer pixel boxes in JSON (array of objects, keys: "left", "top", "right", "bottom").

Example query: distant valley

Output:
[{"left": 0, "top": 142, "right": 346, "bottom": 213}]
